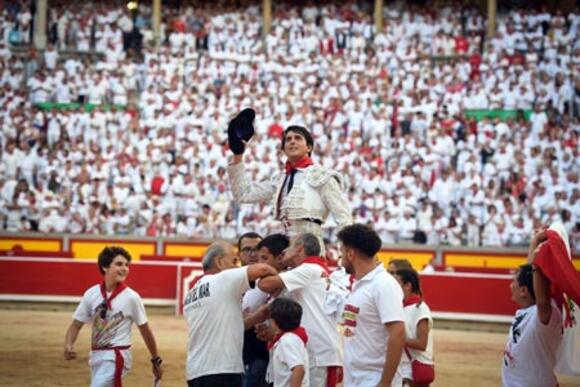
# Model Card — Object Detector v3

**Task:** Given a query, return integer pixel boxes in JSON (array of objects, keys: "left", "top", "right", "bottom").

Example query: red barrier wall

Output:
[
  {"left": 0, "top": 258, "right": 517, "bottom": 320},
  {"left": 421, "top": 273, "right": 516, "bottom": 316},
  {"left": 0, "top": 258, "right": 202, "bottom": 308}
]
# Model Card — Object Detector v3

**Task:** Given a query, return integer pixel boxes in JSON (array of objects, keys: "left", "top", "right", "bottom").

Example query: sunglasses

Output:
[{"left": 99, "top": 301, "right": 108, "bottom": 320}]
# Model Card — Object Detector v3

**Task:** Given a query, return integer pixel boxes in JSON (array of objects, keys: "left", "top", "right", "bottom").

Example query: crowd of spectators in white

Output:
[{"left": 0, "top": 0, "right": 579, "bottom": 249}]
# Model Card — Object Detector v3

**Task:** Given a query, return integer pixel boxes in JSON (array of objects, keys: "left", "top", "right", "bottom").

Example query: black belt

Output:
[{"left": 300, "top": 218, "right": 323, "bottom": 225}]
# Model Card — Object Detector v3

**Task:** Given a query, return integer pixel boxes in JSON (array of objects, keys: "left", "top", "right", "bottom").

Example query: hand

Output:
[
  {"left": 255, "top": 323, "right": 275, "bottom": 342},
  {"left": 231, "top": 154, "right": 244, "bottom": 164},
  {"left": 64, "top": 345, "right": 76, "bottom": 360},
  {"left": 530, "top": 227, "right": 548, "bottom": 249},
  {"left": 254, "top": 304, "right": 270, "bottom": 323},
  {"left": 528, "top": 227, "right": 548, "bottom": 263},
  {"left": 152, "top": 362, "right": 163, "bottom": 380}
]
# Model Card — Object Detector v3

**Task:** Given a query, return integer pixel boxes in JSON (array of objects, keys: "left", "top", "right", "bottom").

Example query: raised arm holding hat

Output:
[{"left": 227, "top": 109, "right": 352, "bottom": 247}]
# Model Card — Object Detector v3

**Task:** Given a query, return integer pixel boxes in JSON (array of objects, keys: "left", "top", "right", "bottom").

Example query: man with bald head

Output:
[{"left": 184, "top": 241, "right": 277, "bottom": 387}]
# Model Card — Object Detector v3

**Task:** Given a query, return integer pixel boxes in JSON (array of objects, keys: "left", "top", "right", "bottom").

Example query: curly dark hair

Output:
[{"left": 336, "top": 223, "right": 382, "bottom": 258}]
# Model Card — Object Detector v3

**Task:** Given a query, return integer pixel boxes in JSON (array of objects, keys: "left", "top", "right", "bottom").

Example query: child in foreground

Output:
[
  {"left": 267, "top": 297, "right": 309, "bottom": 387},
  {"left": 64, "top": 246, "right": 163, "bottom": 386}
]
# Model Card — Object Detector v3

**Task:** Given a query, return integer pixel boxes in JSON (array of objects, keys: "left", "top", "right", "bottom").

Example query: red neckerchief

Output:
[
  {"left": 100, "top": 282, "right": 127, "bottom": 310},
  {"left": 267, "top": 326, "right": 308, "bottom": 350},
  {"left": 302, "top": 256, "right": 331, "bottom": 276},
  {"left": 347, "top": 274, "right": 355, "bottom": 291},
  {"left": 535, "top": 229, "right": 580, "bottom": 327},
  {"left": 403, "top": 294, "right": 422, "bottom": 307},
  {"left": 284, "top": 156, "right": 313, "bottom": 174}
]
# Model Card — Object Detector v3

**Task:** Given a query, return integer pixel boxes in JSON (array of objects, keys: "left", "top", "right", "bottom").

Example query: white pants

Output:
[
  {"left": 89, "top": 356, "right": 129, "bottom": 387},
  {"left": 309, "top": 366, "right": 327, "bottom": 387},
  {"left": 90, "top": 358, "right": 115, "bottom": 387}
]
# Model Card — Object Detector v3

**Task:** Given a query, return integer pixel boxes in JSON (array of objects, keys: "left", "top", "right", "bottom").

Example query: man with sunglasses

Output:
[{"left": 64, "top": 246, "right": 163, "bottom": 387}]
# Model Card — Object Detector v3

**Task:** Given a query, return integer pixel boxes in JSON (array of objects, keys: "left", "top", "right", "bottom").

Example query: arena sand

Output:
[{"left": 0, "top": 308, "right": 578, "bottom": 386}]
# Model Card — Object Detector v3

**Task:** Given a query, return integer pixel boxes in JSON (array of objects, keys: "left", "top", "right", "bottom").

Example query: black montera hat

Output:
[{"left": 227, "top": 108, "right": 255, "bottom": 155}]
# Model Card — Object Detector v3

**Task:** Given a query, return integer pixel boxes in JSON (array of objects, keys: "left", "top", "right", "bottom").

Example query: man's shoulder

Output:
[
  {"left": 217, "top": 266, "right": 247, "bottom": 281},
  {"left": 122, "top": 286, "right": 142, "bottom": 300},
  {"left": 82, "top": 283, "right": 101, "bottom": 297},
  {"left": 280, "top": 263, "right": 322, "bottom": 283},
  {"left": 304, "top": 164, "right": 345, "bottom": 189}
]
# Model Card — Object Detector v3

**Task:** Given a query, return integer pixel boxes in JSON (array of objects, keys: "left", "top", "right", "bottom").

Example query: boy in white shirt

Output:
[
  {"left": 64, "top": 246, "right": 163, "bottom": 387},
  {"left": 268, "top": 297, "right": 310, "bottom": 387}
]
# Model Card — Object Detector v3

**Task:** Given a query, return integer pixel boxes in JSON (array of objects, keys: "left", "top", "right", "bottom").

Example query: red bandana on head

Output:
[{"left": 284, "top": 156, "right": 313, "bottom": 175}]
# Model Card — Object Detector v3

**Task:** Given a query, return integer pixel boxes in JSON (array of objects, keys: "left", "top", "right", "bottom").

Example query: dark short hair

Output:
[
  {"left": 98, "top": 246, "right": 131, "bottom": 274},
  {"left": 257, "top": 233, "right": 289, "bottom": 256},
  {"left": 395, "top": 268, "right": 423, "bottom": 301},
  {"left": 517, "top": 264, "right": 535, "bottom": 300},
  {"left": 237, "top": 232, "right": 262, "bottom": 250},
  {"left": 281, "top": 126, "right": 314, "bottom": 156},
  {"left": 270, "top": 297, "right": 303, "bottom": 331},
  {"left": 297, "top": 233, "right": 321, "bottom": 257},
  {"left": 337, "top": 224, "right": 382, "bottom": 258}
]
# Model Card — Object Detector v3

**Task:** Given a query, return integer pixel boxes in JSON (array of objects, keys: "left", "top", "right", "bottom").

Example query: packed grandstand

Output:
[{"left": 0, "top": 0, "right": 578, "bottom": 249}]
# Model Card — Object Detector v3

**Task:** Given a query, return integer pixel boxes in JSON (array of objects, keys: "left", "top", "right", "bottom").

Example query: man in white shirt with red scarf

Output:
[
  {"left": 227, "top": 116, "right": 352, "bottom": 249},
  {"left": 259, "top": 232, "right": 343, "bottom": 387}
]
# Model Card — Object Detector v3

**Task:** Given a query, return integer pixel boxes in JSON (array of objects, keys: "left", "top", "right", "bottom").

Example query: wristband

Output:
[{"left": 151, "top": 356, "right": 162, "bottom": 366}]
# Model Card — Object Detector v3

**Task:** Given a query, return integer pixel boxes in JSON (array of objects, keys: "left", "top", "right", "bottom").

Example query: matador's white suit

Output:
[{"left": 228, "top": 162, "right": 352, "bottom": 245}]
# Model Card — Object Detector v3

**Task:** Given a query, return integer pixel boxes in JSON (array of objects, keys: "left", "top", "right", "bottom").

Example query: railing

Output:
[{"left": 1, "top": 232, "right": 578, "bottom": 271}]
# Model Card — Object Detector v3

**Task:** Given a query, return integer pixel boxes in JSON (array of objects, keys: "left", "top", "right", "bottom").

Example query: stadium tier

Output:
[{"left": 0, "top": 1, "right": 578, "bottom": 249}]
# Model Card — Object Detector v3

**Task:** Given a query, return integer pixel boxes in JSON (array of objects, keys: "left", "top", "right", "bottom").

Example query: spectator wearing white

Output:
[
  {"left": 398, "top": 208, "right": 417, "bottom": 242},
  {"left": 375, "top": 210, "right": 399, "bottom": 245},
  {"left": 338, "top": 224, "right": 406, "bottom": 387}
]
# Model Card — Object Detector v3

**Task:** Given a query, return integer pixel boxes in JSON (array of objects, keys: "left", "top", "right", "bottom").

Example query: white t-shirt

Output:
[
  {"left": 242, "top": 285, "right": 270, "bottom": 314},
  {"left": 270, "top": 333, "right": 310, "bottom": 387},
  {"left": 280, "top": 263, "right": 342, "bottom": 367},
  {"left": 399, "top": 301, "right": 434, "bottom": 380},
  {"left": 184, "top": 267, "right": 250, "bottom": 380},
  {"left": 501, "top": 302, "right": 563, "bottom": 387},
  {"left": 342, "top": 264, "right": 405, "bottom": 387},
  {"left": 73, "top": 284, "right": 147, "bottom": 366}
]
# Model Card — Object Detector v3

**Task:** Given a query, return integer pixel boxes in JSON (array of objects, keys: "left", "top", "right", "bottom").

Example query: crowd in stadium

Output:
[{"left": 0, "top": 1, "right": 578, "bottom": 249}]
